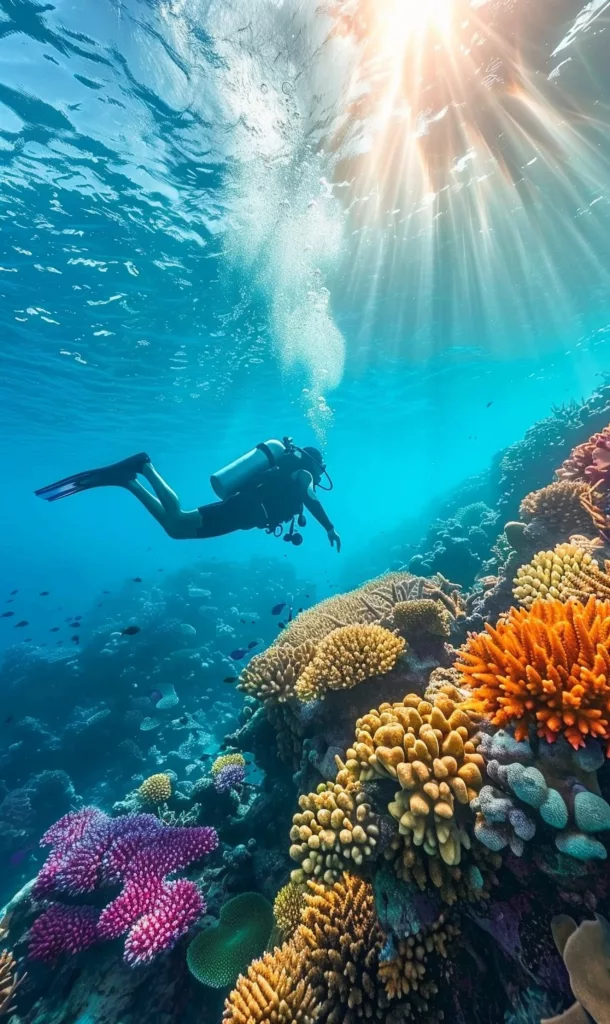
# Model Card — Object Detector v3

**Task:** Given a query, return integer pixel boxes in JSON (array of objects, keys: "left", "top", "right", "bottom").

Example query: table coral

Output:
[
  {"left": 289, "top": 769, "right": 380, "bottom": 885},
  {"left": 457, "top": 596, "right": 610, "bottom": 751},
  {"left": 138, "top": 773, "right": 172, "bottom": 805},
  {"left": 513, "top": 544, "right": 610, "bottom": 609},
  {"left": 519, "top": 481, "right": 592, "bottom": 536},
  {"left": 294, "top": 624, "right": 405, "bottom": 703}
]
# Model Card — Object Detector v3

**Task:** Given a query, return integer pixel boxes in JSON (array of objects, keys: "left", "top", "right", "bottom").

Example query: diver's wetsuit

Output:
[{"left": 196, "top": 460, "right": 331, "bottom": 538}]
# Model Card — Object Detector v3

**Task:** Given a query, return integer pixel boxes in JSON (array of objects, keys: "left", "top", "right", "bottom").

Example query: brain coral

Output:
[
  {"left": 556, "top": 424, "right": 610, "bottom": 486},
  {"left": 273, "top": 882, "right": 305, "bottom": 940},
  {"left": 513, "top": 544, "right": 610, "bottom": 609},
  {"left": 238, "top": 642, "right": 317, "bottom": 704},
  {"left": 223, "top": 942, "right": 320, "bottom": 1023},
  {"left": 519, "top": 481, "right": 592, "bottom": 535},
  {"left": 211, "top": 753, "right": 246, "bottom": 777},
  {"left": 289, "top": 768, "right": 380, "bottom": 885},
  {"left": 138, "top": 773, "right": 172, "bottom": 805},
  {"left": 345, "top": 688, "right": 484, "bottom": 872},
  {"left": 456, "top": 596, "right": 610, "bottom": 751},
  {"left": 294, "top": 624, "right": 405, "bottom": 703},
  {"left": 388, "top": 600, "right": 452, "bottom": 641},
  {"left": 187, "top": 893, "right": 274, "bottom": 988}
]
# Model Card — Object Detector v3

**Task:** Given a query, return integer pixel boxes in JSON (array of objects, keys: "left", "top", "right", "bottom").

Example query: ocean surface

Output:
[{"left": 2, "top": 1, "right": 610, "bottom": 1022}]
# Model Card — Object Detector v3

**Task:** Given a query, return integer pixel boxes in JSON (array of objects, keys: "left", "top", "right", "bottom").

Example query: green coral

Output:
[
  {"left": 539, "top": 789, "right": 568, "bottom": 830},
  {"left": 555, "top": 832, "right": 607, "bottom": 861},
  {"left": 187, "top": 893, "right": 274, "bottom": 988},
  {"left": 574, "top": 791, "right": 610, "bottom": 833}
]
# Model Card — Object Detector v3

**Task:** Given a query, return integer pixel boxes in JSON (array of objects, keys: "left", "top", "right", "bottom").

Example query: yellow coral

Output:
[
  {"left": 389, "top": 600, "right": 452, "bottom": 641},
  {"left": 378, "top": 915, "right": 459, "bottom": 1000},
  {"left": 238, "top": 642, "right": 317, "bottom": 704},
  {"left": 223, "top": 943, "right": 319, "bottom": 1023},
  {"left": 289, "top": 769, "right": 380, "bottom": 886},
  {"left": 346, "top": 689, "right": 484, "bottom": 870},
  {"left": 513, "top": 543, "right": 610, "bottom": 609},
  {"left": 294, "top": 624, "right": 405, "bottom": 703},
  {"left": 519, "top": 481, "right": 593, "bottom": 535},
  {"left": 211, "top": 753, "right": 246, "bottom": 777},
  {"left": 384, "top": 830, "right": 501, "bottom": 905},
  {"left": 138, "top": 773, "right": 172, "bottom": 804},
  {"left": 273, "top": 883, "right": 305, "bottom": 941}
]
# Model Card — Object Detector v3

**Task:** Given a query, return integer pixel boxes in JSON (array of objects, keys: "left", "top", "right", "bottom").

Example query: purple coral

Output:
[
  {"left": 213, "top": 763, "right": 245, "bottom": 793},
  {"left": 29, "top": 808, "right": 218, "bottom": 966}
]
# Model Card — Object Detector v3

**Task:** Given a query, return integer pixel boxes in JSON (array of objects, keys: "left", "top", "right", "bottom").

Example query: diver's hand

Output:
[{"left": 328, "top": 529, "right": 341, "bottom": 553}]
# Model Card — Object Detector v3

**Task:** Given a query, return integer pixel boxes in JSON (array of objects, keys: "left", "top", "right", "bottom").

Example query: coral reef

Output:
[
  {"left": 214, "top": 763, "right": 246, "bottom": 793},
  {"left": 519, "top": 481, "right": 593, "bottom": 538},
  {"left": 294, "top": 624, "right": 405, "bottom": 702},
  {"left": 211, "top": 753, "right": 247, "bottom": 776},
  {"left": 238, "top": 641, "right": 317, "bottom": 704},
  {"left": 138, "top": 773, "right": 173, "bottom": 805},
  {"left": 29, "top": 808, "right": 218, "bottom": 966},
  {"left": 187, "top": 893, "right": 274, "bottom": 988},
  {"left": 513, "top": 544, "right": 610, "bottom": 609},
  {"left": 556, "top": 423, "right": 610, "bottom": 487},
  {"left": 542, "top": 913, "right": 610, "bottom": 1024},
  {"left": 387, "top": 600, "right": 452, "bottom": 643},
  {"left": 457, "top": 597, "right": 610, "bottom": 750},
  {"left": 223, "top": 942, "right": 320, "bottom": 1023},
  {"left": 0, "top": 949, "right": 23, "bottom": 1016}
]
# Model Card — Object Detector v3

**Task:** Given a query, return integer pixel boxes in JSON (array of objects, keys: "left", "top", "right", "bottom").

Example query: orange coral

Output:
[
  {"left": 223, "top": 943, "right": 319, "bottom": 1023},
  {"left": 0, "top": 950, "right": 23, "bottom": 1017},
  {"left": 456, "top": 597, "right": 610, "bottom": 751}
]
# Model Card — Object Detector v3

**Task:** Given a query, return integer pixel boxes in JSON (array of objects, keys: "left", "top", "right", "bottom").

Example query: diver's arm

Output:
[{"left": 297, "top": 472, "right": 341, "bottom": 552}]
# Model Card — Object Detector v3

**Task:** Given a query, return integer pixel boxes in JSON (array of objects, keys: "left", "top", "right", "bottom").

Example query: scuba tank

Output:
[{"left": 210, "top": 439, "right": 290, "bottom": 500}]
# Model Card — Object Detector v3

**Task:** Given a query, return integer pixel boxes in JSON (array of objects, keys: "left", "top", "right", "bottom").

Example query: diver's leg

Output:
[{"left": 139, "top": 462, "right": 181, "bottom": 515}]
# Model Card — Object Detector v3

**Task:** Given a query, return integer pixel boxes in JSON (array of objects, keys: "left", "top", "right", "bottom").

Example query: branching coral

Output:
[
  {"left": 387, "top": 601, "right": 452, "bottom": 642},
  {"left": 187, "top": 893, "right": 274, "bottom": 988},
  {"left": 294, "top": 624, "right": 405, "bottom": 703},
  {"left": 223, "top": 943, "right": 320, "bottom": 1023},
  {"left": 29, "top": 808, "right": 218, "bottom": 966},
  {"left": 138, "top": 773, "right": 172, "bottom": 805},
  {"left": 378, "top": 915, "right": 460, "bottom": 1001},
  {"left": 238, "top": 641, "right": 317, "bottom": 704},
  {"left": 556, "top": 423, "right": 610, "bottom": 486},
  {"left": 513, "top": 544, "right": 610, "bottom": 609},
  {"left": 456, "top": 597, "right": 610, "bottom": 751},
  {"left": 0, "top": 949, "right": 24, "bottom": 1017},
  {"left": 289, "top": 768, "right": 380, "bottom": 885},
  {"left": 519, "top": 481, "right": 593, "bottom": 536},
  {"left": 274, "top": 882, "right": 305, "bottom": 940}
]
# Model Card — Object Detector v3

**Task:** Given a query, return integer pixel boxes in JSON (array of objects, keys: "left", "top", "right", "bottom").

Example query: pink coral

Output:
[
  {"left": 28, "top": 904, "right": 100, "bottom": 962},
  {"left": 29, "top": 808, "right": 218, "bottom": 966}
]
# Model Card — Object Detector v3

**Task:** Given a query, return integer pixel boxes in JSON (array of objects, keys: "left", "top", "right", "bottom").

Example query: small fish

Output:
[
  {"left": 486, "top": 401, "right": 493, "bottom": 408},
  {"left": 71, "top": 635, "right": 80, "bottom": 644},
  {"left": 69, "top": 622, "right": 80, "bottom": 629},
  {"left": 132, "top": 577, "right": 142, "bottom": 583},
  {"left": 15, "top": 620, "right": 28, "bottom": 628},
  {"left": 271, "top": 602, "right": 286, "bottom": 616},
  {"left": 74, "top": 615, "right": 82, "bottom": 620},
  {"left": 10, "top": 590, "right": 17, "bottom": 595},
  {"left": 5, "top": 716, "right": 13, "bottom": 724},
  {"left": 50, "top": 627, "right": 60, "bottom": 632},
  {"left": 240, "top": 619, "right": 246, "bottom": 624},
  {"left": 297, "top": 608, "right": 303, "bottom": 613},
  {"left": 103, "top": 590, "right": 111, "bottom": 594},
  {"left": 56, "top": 640, "right": 63, "bottom": 645},
  {"left": 229, "top": 648, "right": 247, "bottom": 661},
  {"left": 223, "top": 676, "right": 238, "bottom": 683},
  {"left": 1, "top": 611, "right": 14, "bottom": 618},
  {"left": 121, "top": 625, "right": 141, "bottom": 636},
  {"left": 247, "top": 641, "right": 258, "bottom": 650},
  {"left": 39, "top": 591, "right": 50, "bottom": 596},
  {"left": 24, "top": 638, "right": 32, "bottom": 642},
  {"left": 278, "top": 622, "right": 285, "bottom": 629},
  {"left": 251, "top": 620, "right": 256, "bottom": 624},
  {"left": 158, "top": 568, "right": 164, "bottom": 572}
]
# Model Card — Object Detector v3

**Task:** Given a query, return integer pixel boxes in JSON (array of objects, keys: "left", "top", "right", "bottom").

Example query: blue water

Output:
[{"left": 0, "top": 0, "right": 609, "bottom": 625}]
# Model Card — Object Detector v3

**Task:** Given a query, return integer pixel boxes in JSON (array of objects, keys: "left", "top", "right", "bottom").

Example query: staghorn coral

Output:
[
  {"left": 187, "top": 893, "right": 274, "bottom": 988},
  {"left": 238, "top": 641, "right": 317, "bottom": 704},
  {"left": 29, "top": 808, "right": 217, "bottom": 966},
  {"left": 289, "top": 768, "right": 380, "bottom": 885},
  {"left": 223, "top": 942, "right": 320, "bottom": 1023},
  {"left": 138, "top": 773, "right": 172, "bottom": 805},
  {"left": 513, "top": 544, "right": 610, "bottom": 609},
  {"left": 519, "top": 481, "right": 593, "bottom": 536},
  {"left": 556, "top": 423, "right": 610, "bottom": 486},
  {"left": 274, "top": 882, "right": 305, "bottom": 940},
  {"left": 294, "top": 624, "right": 405, "bottom": 703},
  {"left": 346, "top": 688, "right": 484, "bottom": 869},
  {"left": 387, "top": 600, "right": 452, "bottom": 642},
  {"left": 295, "top": 874, "right": 387, "bottom": 1023},
  {"left": 378, "top": 914, "right": 460, "bottom": 1001},
  {"left": 211, "top": 752, "right": 246, "bottom": 776},
  {"left": 457, "top": 597, "right": 610, "bottom": 751},
  {"left": 0, "top": 949, "right": 24, "bottom": 1017}
]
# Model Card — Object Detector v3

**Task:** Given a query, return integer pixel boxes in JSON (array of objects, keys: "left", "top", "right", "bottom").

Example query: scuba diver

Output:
[{"left": 35, "top": 438, "right": 341, "bottom": 551}]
